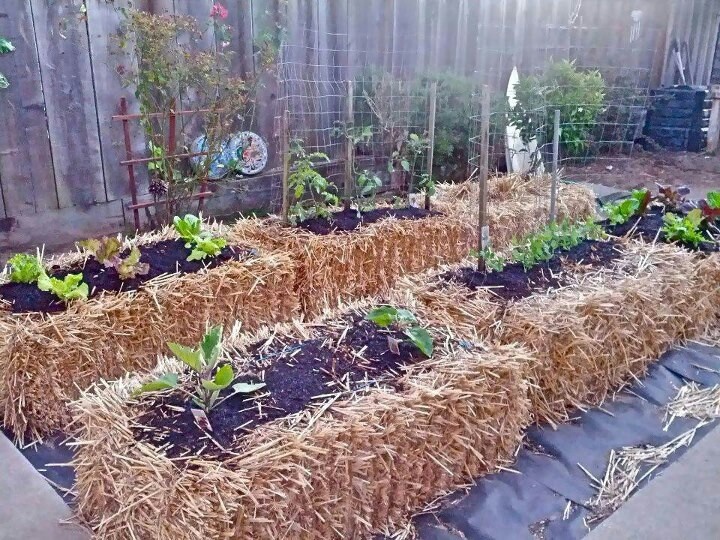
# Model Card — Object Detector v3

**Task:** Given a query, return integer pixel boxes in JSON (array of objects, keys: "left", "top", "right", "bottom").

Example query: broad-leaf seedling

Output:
[
  {"left": 79, "top": 237, "right": 150, "bottom": 280},
  {"left": 662, "top": 209, "right": 707, "bottom": 247},
  {"left": 7, "top": 253, "right": 44, "bottom": 284},
  {"left": 38, "top": 273, "right": 89, "bottom": 303},
  {"left": 366, "top": 306, "right": 434, "bottom": 357},
  {"left": 173, "top": 214, "right": 227, "bottom": 261},
  {"left": 288, "top": 140, "right": 338, "bottom": 223},
  {"left": 136, "top": 325, "right": 266, "bottom": 414}
]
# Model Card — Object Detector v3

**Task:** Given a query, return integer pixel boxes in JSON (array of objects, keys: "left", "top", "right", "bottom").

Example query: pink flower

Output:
[{"left": 210, "top": 3, "right": 228, "bottom": 19}]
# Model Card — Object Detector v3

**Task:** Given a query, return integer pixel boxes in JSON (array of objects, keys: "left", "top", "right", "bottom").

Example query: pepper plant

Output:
[
  {"left": 136, "top": 325, "right": 266, "bottom": 414},
  {"left": 288, "top": 140, "right": 338, "bottom": 223},
  {"left": 366, "top": 306, "right": 434, "bottom": 357}
]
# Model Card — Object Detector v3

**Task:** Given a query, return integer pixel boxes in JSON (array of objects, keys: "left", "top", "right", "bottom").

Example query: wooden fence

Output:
[{"left": 0, "top": 0, "right": 693, "bottom": 253}]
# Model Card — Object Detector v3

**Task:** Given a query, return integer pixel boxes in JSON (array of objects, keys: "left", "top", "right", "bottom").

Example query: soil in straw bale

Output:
[
  {"left": 71, "top": 307, "right": 532, "bottom": 540},
  {"left": 0, "top": 249, "right": 298, "bottom": 442},
  {"left": 444, "top": 238, "right": 623, "bottom": 301},
  {"left": 134, "top": 314, "right": 431, "bottom": 459},
  {"left": 297, "top": 206, "right": 439, "bottom": 235},
  {"left": 0, "top": 240, "right": 252, "bottom": 313}
]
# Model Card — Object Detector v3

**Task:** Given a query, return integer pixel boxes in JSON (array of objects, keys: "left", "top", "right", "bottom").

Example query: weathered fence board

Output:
[
  {"left": 29, "top": 0, "right": 106, "bottom": 208},
  {"left": 0, "top": 1, "right": 58, "bottom": 217}
]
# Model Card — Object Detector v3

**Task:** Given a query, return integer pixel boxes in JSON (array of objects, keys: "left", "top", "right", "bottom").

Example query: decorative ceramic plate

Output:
[
  {"left": 190, "top": 135, "right": 231, "bottom": 180},
  {"left": 224, "top": 131, "right": 268, "bottom": 176}
]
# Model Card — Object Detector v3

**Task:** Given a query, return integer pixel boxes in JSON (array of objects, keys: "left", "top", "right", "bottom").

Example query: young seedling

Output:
[
  {"left": 173, "top": 214, "right": 227, "bottom": 261},
  {"left": 6, "top": 252, "right": 44, "bottom": 284},
  {"left": 603, "top": 189, "right": 652, "bottom": 226},
  {"left": 365, "top": 306, "right": 434, "bottom": 357},
  {"left": 662, "top": 209, "right": 707, "bottom": 248},
  {"left": 78, "top": 237, "right": 150, "bottom": 280},
  {"left": 469, "top": 247, "right": 506, "bottom": 273},
  {"left": 136, "top": 325, "right": 266, "bottom": 417},
  {"left": 698, "top": 191, "right": 720, "bottom": 221},
  {"left": 354, "top": 170, "right": 382, "bottom": 213},
  {"left": 288, "top": 140, "right": 338, "bottom": 223},
  {"left": 37, "top": 273, "right": 89, "bottom": 303},
  {"left": 656, "top": 184, "right": 692, "bottom": 212}
]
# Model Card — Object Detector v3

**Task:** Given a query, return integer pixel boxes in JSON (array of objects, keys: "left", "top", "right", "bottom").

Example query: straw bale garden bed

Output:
[
  {"left": 0, "top": 218, "right": 298, "bottom": 441},
  {"left": 71, "top": 303, "right": 531, "bottom": 539}
]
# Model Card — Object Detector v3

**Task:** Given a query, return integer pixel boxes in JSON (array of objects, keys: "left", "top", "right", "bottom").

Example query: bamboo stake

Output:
[
  {"left": 425, "top": 81, "right": 438, "bottom": 211},
  {"left": 344, "top": 80, "right": 354, "bottom": 210},
  {"left": 477, "top": 85, "right": 491, "bottom": 272},
  {"left": 549, "top": 109, "right": 560, "bottom": 223}
]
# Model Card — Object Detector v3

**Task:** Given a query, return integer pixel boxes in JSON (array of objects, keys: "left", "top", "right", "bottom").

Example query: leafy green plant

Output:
[
  {"left": 699, "top": 191, "right": 720, "bottom": 221},
  {"left": 173, "top": 214, "right": 227, "bottom": 261},
  {"left": 0, "top": 37, "right": 14, "bottom": 89},
  {"left": 656, "top": 184, "right": 691, "bottom": 212},
  {"left": 136, "top": 325, "right": 266, "bottom": 413},
  {"left": 662, "top": 210, "right": 707, "bottom": 247},
  {"left": 511, "top": 219, "right": 604, "bottom": 271},
  {"left": 288, "top": 141, "right": 338, "bottom": 223},
  {"left": 366, "top": 306, "right": 434, "bottom": 357},
  {"left": 510, "top": 60, "right": 605, "bottom": 157},
  {"left": 603, "top": 189, "right": 653, "bottom": 226},
  {"left": 469, "top": 247, "right": 506, "bottom": 273},
  {"left": 388, "top": 132, "right": 430, "bottom": 201},
  {"left": 707, "top": 191, "right": 720, "bottom": 209},
  {"left": 78, "top": 237, "right": 150, "bottom": 280},
  {"left": 354, "top": 170, "right": 382, "bottom": 211},
  {"left": 7, "top": 253, "right": 44, "bottom": 284},
  {"left": 38, "top": 273, "right": 89, "bottom": 303}
]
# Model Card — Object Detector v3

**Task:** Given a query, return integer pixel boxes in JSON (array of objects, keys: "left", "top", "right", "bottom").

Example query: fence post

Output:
[
  {"left": 281, "top": 109, "right": 290, "bottom": 223},
  {"left": 477, "top": 85, "right": 491, "bottom": 273},
  {"left": 120, "top": 97, "right": 140, "bottom": 231},
  {"left": 344, "top": 79, "right": 354, "bottom": 210},
  {"left": 707, "top": 85, "right": 720, "bottom": 154},
  {"left": 549, "top": 109, "right": 561, "bottom": 223},
  {"left": 425, "top": 81, "right": 438, "bottom": 210}
]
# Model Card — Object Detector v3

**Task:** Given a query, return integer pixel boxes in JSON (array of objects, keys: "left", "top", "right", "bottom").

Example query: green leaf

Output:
[
  {"left": 366, "top": 306, "right": 398, "bottom": 328},
  {"left": 116, "top": 247, "right": 150, "bottom": 280},
  {"left": 707, "top": 191, "right": 720, "bottom": 209},
  {"left": 401, "top": 160, "right": 410, "bottom": 172},
  {"left": 134, "top": 373, "right": 179, "bottom": 396},
  {"left": 232, "top": 382, "right": 267, "bottom": 394},
  {"left": 687, "top": 208, "right": 704, "bottom": 227},
  {"left": 404, "top": 327, "right": 434, "bottom": 357},
  {"left": 0, "top": 38, "right": 14, "bottom": 54},
  {"left": 0, "top": 73, "right": 8, "bottom": 89},
  {"left": 7, "top": 253, "right": 44, "bottom": 284},
  {"left": 173, "top": 215, "right": 202, "bottom": 241},
  {"left": 201, "top": 364, "right": 234, "bottom": 391},
  {"left": 167, "top": 342, "right": 202, "bottom": 372},
  {"left": 395, "top": 308, "right": 418, "bottom": 325},
  {"left": 200, "top": 325, "right": 223, "bottom": 365},
  {"left": 37, "top": 272, "right": 89, "bottom": 302}
]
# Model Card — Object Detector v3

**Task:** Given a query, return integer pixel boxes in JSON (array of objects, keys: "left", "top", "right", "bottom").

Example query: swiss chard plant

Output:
[
  {"left": 7, "top": 253, "right": 44, "bottom": 284},
  {"left": 699, "top": 190, "right": 720, "bottom": 221},
  {"left": 135, "top": 325, "right": 266, "bottom": 414},
  {"left": 656, "top": 184, "right": 692, "bottom": 212},
  {"left": 78, "top": 237, "right": 150, "bottom": 281},
  {"left": 37, "top": 273, "right": 89, "bottom": 303},
  {"left": 603, "top": 189, "right": 653, "bottom": 226},
  {"left": 173, "top": 214, "right": 227, "bottom": 261},
  {"left": 661, "top": 209, "right": 707, "bottom": 247},
  {"left": 288, "top": 141, "right": 338, "bottom": 223},
  {"left": 366, "top": 306, "right": 434, "bottom": 357}
]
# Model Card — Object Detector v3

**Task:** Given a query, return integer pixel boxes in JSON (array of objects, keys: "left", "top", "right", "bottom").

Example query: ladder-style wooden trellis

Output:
[{"left": 114, "top": 98, "right": 214, "bottom": 230}]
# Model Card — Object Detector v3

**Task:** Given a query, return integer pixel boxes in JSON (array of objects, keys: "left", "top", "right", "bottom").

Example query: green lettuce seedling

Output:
[
  {"left": 662, "top": 209, "right": 707, "bottom": 247},
  {"left": 136, "top": 325, "right": 265, "bottom": 414},
  {"left": 173, "top": 215, "right": 227, "bottom": 261},
  {"left": 366, "top": 306, "right": 434, "bottom": 357},
  {"left": 7, "top": 253, "right": 44, "bottom": 284},
  {"left": 37, "top": 273, "right": 89, "bottom": 303}
]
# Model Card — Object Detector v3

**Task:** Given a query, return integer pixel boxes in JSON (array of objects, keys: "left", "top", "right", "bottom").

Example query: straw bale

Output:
[
  {"left": 0, "top": 231, "right": 298, "bottom": 441},
  {"left": 71, "top": 309, "right": 531, "bottom": 539},
  {"left": 498, "top": 242, "right": 715, "bottom": 424}
]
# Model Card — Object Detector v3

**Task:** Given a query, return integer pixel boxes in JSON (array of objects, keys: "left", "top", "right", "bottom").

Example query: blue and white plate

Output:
[
  {"left": 224, "top": 131, "right": 268, "bottom": 176},
  {"left": 190, "top": 135, "right": 231, "bottom": 180}
]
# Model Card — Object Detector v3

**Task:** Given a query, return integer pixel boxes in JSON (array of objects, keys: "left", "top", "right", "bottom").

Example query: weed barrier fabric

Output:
[
  {"left": 0, "top": 226, "right": 299, "bottom": 442},
  {"left": 406, "top": 344, "right": 720, "bottom": 540}
]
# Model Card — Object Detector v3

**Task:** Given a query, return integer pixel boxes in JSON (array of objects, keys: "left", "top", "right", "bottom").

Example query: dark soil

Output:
[
  {"left": 604, "top": 208, "right": 719, "bottom": 253},
  {"left": 133, "top": 316, "right": 429, "bottom": 460},
  {"left": 445, "top": 239, "right": 623, "bottom": 302},
  {"left": 297, "top": 206, "right": 440, "bottom": 235},
  {"left": 0, "top": 239, "right": 252, "bottom": 314}
]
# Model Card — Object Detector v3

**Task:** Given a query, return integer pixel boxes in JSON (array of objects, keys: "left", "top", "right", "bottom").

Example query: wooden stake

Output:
[
  {"left": 120, "top": 97, "right": 140, "bottom": 231},
  {"left": 707, "top": 85, "right": 720, "bottom": 154},
  {"left": 281, "top": 109, "right": 291, "bottom": 223},
  {"left": 477, "top": 85, "right": 490, "bottom": 272},
  {"left": 425, "top": 81, "right": 438, "bottom": 211},
  {"left": 344, "top": 80, "right": 354, "bottom": 210},
  {"left": 549, "top": 109, "right": 561, "bottom": 223}
]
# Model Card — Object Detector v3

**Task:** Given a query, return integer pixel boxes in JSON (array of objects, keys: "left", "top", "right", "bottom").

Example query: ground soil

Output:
[
  {"left": 0, "top": 239, "right": 252, "bottom": 314},
  {"left": 564, "top": 150, "right": 720, "bottom": 198},
  {"left": 444, "top": 239, "right": 624, "bottom": 302},
  {"left": 297, "top": 206, "right": 440, "bottom": 235},
  {"left": 134, "top": 316, "right": 429, "bottom": 460}
]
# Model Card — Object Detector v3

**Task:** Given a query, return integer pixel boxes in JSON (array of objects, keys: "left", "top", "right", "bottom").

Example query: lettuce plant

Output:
[
  {"left": 37, "top": 273, "right": 89, "bottom": 303},
  {"left": 603, "top": 188, "right": 652, "bottom": 226},
  {"left": 79, "top": 237, "right": 150, "bottom": 280},
  {"left": 173, "top": 214, "right": 227, "bottom": 261},
  {"left": 662, "top": 209, "right": 707, "bottom": 247},
  {"left": 366, "top": 306, "right": 434, "bottom": 357},
  {"left": 136, "top": 325, "right": 265, "bottom": 413},
  {"left": 7, "top": 253, "right": 44, "bottom": 284}
]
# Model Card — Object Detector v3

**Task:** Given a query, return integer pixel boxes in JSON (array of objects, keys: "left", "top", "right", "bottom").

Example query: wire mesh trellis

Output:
[{"left": 277, "top": 25, "right": 436, "bottom": 218}]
